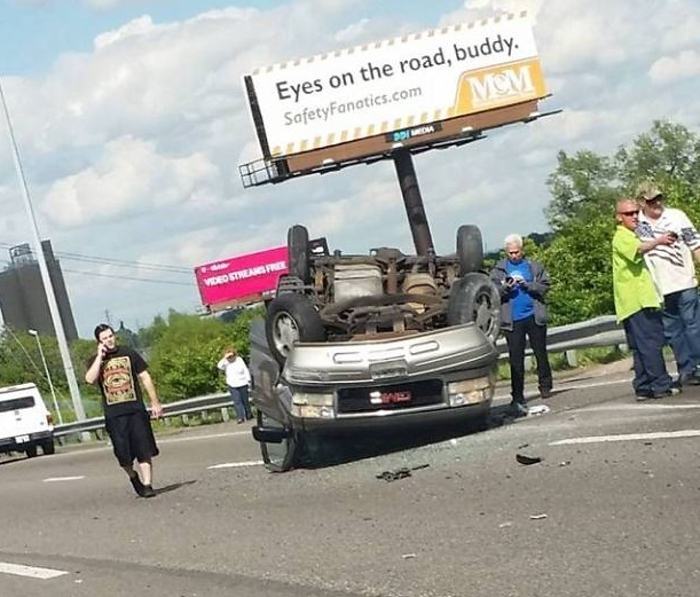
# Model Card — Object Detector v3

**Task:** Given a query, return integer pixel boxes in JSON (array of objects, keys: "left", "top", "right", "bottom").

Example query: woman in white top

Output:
[{"left": 217, "top": 346, "right": 252, "bottom": 423}]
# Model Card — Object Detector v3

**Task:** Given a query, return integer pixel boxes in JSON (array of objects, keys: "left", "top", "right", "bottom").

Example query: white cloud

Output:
[
  {"left": 43, "top": 136, "right": 220, "bottom": 227},
  {"left": 2, "top": 0, "right": 700, "bottom": 334},
  {"left": 649, "top": 50, "right": 700, "bottom": 84}
]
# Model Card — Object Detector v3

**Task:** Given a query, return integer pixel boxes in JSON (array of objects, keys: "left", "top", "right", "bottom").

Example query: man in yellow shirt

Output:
[{"left": 612, "top": 198, "right": 678, "bottom": 400}]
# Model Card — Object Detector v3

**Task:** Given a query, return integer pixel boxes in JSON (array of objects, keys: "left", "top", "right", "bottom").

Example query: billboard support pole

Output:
[{"left": 392, "top": 149, "right": 434, "bottom": 256}]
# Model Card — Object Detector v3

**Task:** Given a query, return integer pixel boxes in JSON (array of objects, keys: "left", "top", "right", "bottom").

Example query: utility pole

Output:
[{"left": 0, "top": 79, "right": 86, "bottom": 422}]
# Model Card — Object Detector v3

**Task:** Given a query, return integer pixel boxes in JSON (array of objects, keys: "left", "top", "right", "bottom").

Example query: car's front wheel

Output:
[
  {"left": 265, "top": 293, "right": 325, "bottom": 365},
  {"left": 257, "top": 410, "right": 299, "bottom": 473},
  {"left": 25, "top": 444, "right": 38, "bottom": 458},
  {"left": 447, "top": 272, "right": 501, "bottom": 343}
]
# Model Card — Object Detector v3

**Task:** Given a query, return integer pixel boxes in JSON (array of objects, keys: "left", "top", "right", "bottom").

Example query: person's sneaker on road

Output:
[
  {"left": 652, "top": 386, "right": 682, "bottom": 399},
  {"left": 129, "top": 474, "right": 146, "bottom": 497},
  {"left": 679, "top": 371, "right": 700, "bottom": 386},
  {"left": 509, "top": 401, "right": 529, "bottom": 417},
  {"left": 141, "top": 484, "right": 156, "bottom": 498},
  {"left": 539, "top": 387, "right": 553, "bottom": 399},
  {"left": 635, "top": 391, "right": 654, "bottom": 401}
]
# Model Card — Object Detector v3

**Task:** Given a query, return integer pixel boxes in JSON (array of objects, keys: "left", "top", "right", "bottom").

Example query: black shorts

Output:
[{"left": 105, "top": 410, "right": 159, "bottom": 467}]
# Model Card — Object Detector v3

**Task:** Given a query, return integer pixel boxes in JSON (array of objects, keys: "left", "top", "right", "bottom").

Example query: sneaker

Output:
[
  {"left": 509, "top": 401, "right": 529, "bottom": 417},
  {"left": 540, "top": 388, "right": 553, "bottom": 399},
  {"left": 653, "top": 387, "right": 681, "bottom": 399},
  {"left": 635, "top": 391, "right": 653, "bottom": 402},
  {"left": 685, "top": 373, "right": 700, "bottom": 386},
  {"left": 236, "top": 419, "right": 245, "bottom": 424},
  {"left": 141, "top": 484, "right": 156, "bottom": 498},
  {"left": 129, "top": 474, "right": 145, "bottom": 497}
]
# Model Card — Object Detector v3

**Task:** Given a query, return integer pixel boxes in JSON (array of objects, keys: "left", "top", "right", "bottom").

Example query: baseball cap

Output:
[{"left": 636, "top": 181, "right": 663, "bottom": 202}]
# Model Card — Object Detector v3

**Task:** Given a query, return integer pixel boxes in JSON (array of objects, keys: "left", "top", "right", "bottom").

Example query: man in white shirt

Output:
[
  {"left": 217, "top": 347, "right": 252, "bottom": 423},
  {"left": 636, "top": 182, "right": 700, "bottom": 386}
]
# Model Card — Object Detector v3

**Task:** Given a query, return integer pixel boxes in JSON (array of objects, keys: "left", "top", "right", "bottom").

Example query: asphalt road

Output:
[{"left": 2, "top": 361, "right": 700, "bottom": 597}]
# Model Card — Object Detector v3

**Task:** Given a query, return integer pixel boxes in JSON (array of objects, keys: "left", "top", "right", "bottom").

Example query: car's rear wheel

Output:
[
  {"left": 25, "top": 444, "right": 38, "bottom": 458},
  {"left": 265, "top": 293, "right": 325, "bottom": 365},
  {"left": 456, "top": 224, "right": 484, "bottom": 275},
  {"left": 447, "top": 272, "right": 501, "bottom": 343},
  {"left": 288, "top": 224, "right": 311, "bottom": 283},
  {"left": 257, "top": 410, "right": 299, "bottom": 473},
  {"left": 41, "top": 438, "right": 55, "bottom": 455}
]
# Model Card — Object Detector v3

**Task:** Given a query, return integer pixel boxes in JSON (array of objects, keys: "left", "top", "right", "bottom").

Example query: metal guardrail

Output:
[
  {"left": 55, "top": 315, "right": 626, "bottom": 439},
  {"left": 495, "top": 315, "right": 625, "bottom": 358},
  {"left": 54, "top": 392, "right": 230, "bottom": 439}
]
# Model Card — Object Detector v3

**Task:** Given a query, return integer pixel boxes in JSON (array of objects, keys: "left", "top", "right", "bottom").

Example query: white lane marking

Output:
[
  {"left": 43, "top": 476, "right": 85, "bottom": 483},
  {"left": 550, "top": 429, "right": 700, "bottom": 446},
  {"left": 207, "top": 460, "right": 264, "bottom": 470},
  {"left": 0, "top": 562, "right": 68, "bottom": 579},
  {"left": 580, "top": 403, "right": 700, "bottom": 412},
  {"left": 64, "top": 430, "right": 252, "bottom": 456}
]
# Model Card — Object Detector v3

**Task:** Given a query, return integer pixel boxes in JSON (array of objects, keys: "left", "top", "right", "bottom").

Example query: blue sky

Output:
[
  {"left": 1, "top": 0, "right": 461, "bottom": 74},
  {"left": 1, "top": 0, "right": 699, "bottom": 337}
]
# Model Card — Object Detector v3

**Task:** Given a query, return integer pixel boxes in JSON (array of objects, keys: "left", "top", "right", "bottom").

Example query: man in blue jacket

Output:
[{"left": 490, "top": 234, "right": 552, "bottom": 416}]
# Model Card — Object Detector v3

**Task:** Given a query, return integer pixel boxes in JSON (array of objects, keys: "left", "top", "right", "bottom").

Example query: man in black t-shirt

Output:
[{"left": 85, "top": 323, "right": 163, "bottom": 498}]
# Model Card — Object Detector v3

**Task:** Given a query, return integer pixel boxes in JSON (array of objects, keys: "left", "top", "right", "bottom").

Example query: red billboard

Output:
[{"left": 195, "top": 246, "right": 289, "bottom": 310}]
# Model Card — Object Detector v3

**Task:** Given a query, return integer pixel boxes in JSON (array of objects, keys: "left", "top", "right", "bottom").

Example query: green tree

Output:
[
  {"left": 541, "top": 120, "right": 700, "bottom": 325},
  {"left": 146, "top": 308, "right": 263, "bottom": 401}
]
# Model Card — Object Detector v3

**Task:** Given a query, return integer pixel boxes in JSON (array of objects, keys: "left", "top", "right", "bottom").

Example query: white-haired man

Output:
[
  {"left": 490, "top": 234, "right": 552, "bottom": 416},
  {"left": 636, "top": 182, "right": 700, "bottom": 387}
]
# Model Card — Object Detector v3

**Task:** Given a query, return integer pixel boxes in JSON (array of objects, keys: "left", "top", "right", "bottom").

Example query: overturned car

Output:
[{"left": 250, "top": 223, "right": 501, "bottom": 472}]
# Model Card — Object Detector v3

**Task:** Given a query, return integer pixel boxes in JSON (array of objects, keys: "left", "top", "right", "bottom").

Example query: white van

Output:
[{"left": 0, "top": 383, "right": 55, "bottom": 458}]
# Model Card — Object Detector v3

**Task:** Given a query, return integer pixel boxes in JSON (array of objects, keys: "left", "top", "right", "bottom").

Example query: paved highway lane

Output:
[{"left": 2, "top": 364, "right": 700, "bottom": 597}]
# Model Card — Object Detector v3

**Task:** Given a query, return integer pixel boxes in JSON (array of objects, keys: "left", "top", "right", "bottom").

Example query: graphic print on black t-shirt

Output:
[{"left": 102, "top": 355, "right": 138, "bottom": 405}]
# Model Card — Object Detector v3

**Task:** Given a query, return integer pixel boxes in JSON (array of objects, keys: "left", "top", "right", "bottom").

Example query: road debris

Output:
[
  {"left": 376, "top": 464, "right": 430, "bottom": 482},
  {"left": 529, "top": 513, "right": 548, "bottom": 520},
  {"left": 558, "top": 460, "right": 571, "bottom": 467},
  {"left": 516, "top": 453, "right": 543, "bottom": 465},
  {"left": 402, "top": 553, "right": 417, "bottom": 559},
  {"left": 527, "top": 404, "right": 550, "bottom": 416},
  {"left": 498, "top": 521, "right": 513, "bottom": 528}
]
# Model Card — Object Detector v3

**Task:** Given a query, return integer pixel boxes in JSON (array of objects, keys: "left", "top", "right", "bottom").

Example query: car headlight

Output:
[
  {"left": 290, "top": 392, "right": 335, "bottom": 418},
  {"left": 447, "top": 375, "right": 494, "bottom": 407},
  {"left": 284, "top": 367, "right": 330, "bottom": 383}
]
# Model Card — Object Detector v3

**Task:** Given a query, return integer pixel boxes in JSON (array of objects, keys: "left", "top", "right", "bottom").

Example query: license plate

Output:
[
  {"left": 369, "top": 390, "right": 412, "bottom": 405},
  {"left": 15, "top": 435, "right": 30, "bottom": 443}
]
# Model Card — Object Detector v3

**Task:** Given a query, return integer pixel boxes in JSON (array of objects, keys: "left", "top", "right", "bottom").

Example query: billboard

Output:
[
  {"left": 244, "top": 11, "right": 546, "bottom": 162},
  {"left": 194, "top": 246, "right": 288, "bottom": 310}
]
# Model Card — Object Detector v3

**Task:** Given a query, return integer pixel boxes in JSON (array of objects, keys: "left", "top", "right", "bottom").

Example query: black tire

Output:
[
  {"left": 288, "top": 224, "right": 311, "bottom": 283},
  {"left": 257, "top": 410, "right": 299, "bottom": 473},
  {"left": 447, "top": 272, "right": 501, "bottom": 343},
  {"left": 265, "top": 293, "right": 325, "bottom": 365},
  {"left": 41, "top": 438, "right": 55, "bottom": 455},
  {"left": 456, "top": 224, "right": 484, "bottom": 275},
  {"left": 25, "top": 444, "right": 38, "bottom": 458}
]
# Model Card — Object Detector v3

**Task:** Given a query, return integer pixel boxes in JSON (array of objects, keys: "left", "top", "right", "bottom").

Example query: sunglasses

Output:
[{"left": 618, "top": 210, "right": 638, "bottom": 216}]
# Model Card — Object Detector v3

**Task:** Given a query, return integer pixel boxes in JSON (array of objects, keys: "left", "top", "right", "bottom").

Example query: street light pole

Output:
[
  {"left": 28, "top": 329, "right": 64, "bottom": 425},
  {"left": 0, "top": 78, "right": 86, "bottom": 422}
]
